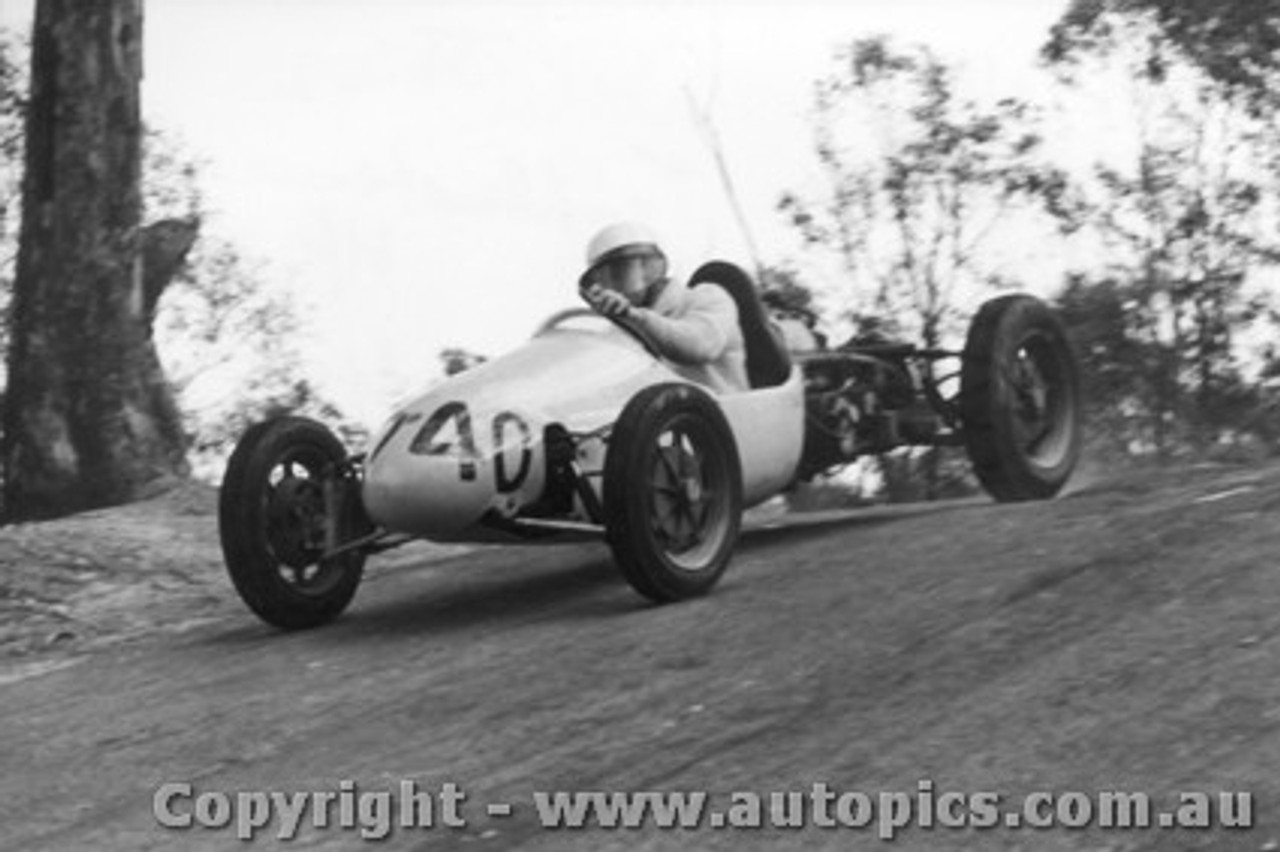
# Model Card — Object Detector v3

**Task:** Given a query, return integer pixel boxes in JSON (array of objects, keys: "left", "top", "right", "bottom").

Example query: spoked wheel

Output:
[
  {"left": 218, "top": 416, "right": 371, "bottom": 629},
  {"left": 960, "top": 294, "right": 1082, "bottom": 501},
  {"left": 603, "top": 384, "right": 743, "bottom": 602}
]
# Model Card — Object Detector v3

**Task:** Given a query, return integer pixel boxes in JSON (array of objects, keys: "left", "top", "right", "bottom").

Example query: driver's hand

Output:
[{"left": 584, "top": 284, "right": 632, "bottom": 318}]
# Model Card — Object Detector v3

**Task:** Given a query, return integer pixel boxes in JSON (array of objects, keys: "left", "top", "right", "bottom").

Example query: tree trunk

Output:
[{"left": 3, "top": 0, "right": 190, "bottom": 521}]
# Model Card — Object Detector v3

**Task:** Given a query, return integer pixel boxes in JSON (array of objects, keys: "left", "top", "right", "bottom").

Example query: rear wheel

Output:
[
  {"left": 603, "top": 384, "right": 743, "bottom": 602},
  {"left": 960, "top": 295, "right": 1082, "bottom": 501},
  {"left": 218, "top": 416, "right": 370, "bottom": 629}
]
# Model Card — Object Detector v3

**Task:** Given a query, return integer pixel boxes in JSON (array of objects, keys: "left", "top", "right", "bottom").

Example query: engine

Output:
[{"left": 797, "top": 352, "right": 937, "bottom": 478}]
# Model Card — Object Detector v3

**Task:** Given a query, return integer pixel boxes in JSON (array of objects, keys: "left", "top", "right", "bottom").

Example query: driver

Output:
[{"left": 580, "top": 222, "right": 748, "bottom": 393}]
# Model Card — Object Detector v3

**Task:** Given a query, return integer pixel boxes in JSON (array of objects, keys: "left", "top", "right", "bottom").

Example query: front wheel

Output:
[
  {"left": 218, "top": 416, "right": 370, "bottom": 629},
  {"left": 960, "top": 295, "right": 1082, "bottom": 501},
  {"left": 603, "top": 384, "right": 743, "bottom": 602}
]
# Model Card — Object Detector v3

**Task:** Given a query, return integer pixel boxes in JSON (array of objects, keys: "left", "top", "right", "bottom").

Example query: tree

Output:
[
  {"left": 758, "top": 264, "right": 820, "bottom": 323},
  {"left": 4, "top": 0, "right": 190, "bottom": 520},
  {"left": 1, "top": 21, "right": 362, "bottom": 494},
  {"left": 779, "top": 36, "right": 1053, "bottom": 349},
  {"left": 138, "top": 129, "right": 367, "bottom": 477},
  {"left": 1054, "top": 275, "right": 1167, "bottom": 454},
  {"left": 778, "top": 37, "right": 1053, "bottom": 499},
  {"left": 439, "top": 347, "right": 488, "bottom": 377},
  {"left": 154, "top": 232, "right": 359, "bottom": 477},
  {"left": 1041, "top": 8, "right": 1280, "bottom": 454},
  {"left": 0, "top": 28, "right": 27, "bottom": 342},
  {"left": 1047, "top": 0, "right": 1280, "bottom": 108}
]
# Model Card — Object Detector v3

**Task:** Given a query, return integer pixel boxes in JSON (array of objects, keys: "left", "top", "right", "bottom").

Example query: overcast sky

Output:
[{"left": 2, "top": 0, "right": 1071, "bottom": 424}]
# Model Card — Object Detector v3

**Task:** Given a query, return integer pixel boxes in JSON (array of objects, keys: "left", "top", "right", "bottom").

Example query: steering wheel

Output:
[{"left": 534, "top": 305, "right": 663, "bottom": 359}]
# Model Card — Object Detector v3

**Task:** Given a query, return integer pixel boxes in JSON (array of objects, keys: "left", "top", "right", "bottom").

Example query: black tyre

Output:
[
  {"left": 603, "top": 384, "right": 743, "bottom": 602},
  {"left": 960, "top": 294, "right": 1082, "bottom": 501},
  {"left": 218, "top": 416, "right": 369, "bottom": 629}
]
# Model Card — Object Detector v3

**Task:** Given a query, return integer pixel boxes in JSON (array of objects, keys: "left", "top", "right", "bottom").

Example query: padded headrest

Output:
[{"left": 688, "top": 261, "right": 792, "bottom": 389}]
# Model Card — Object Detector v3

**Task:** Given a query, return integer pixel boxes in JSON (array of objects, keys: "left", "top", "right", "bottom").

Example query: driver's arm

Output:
[{"left": 631, "top": 285, "right": 738, "bottom": 366}]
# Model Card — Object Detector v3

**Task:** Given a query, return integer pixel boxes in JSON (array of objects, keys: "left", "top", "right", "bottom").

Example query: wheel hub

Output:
[
  {"left": 652, "top": 443, "right": 710, "bottom": 553},
  {"left": 1011, "top": 351, "right": 1052, "bottom": 440},
  {"left": 268, "top": 476, "right": 326, "bottom": 568},
  {"left": 683, "top": 477, "right": 703, "bottom": 503}
]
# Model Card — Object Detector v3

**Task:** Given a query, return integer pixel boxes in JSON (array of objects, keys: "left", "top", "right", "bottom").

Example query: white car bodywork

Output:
[{"left": 361, "top": 316, "right": 804, "bottom": 541}]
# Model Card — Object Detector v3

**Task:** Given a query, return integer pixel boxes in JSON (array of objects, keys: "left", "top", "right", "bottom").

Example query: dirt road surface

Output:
[{"left": 2, "top": 461, "right": 1279, "bottom": 850}]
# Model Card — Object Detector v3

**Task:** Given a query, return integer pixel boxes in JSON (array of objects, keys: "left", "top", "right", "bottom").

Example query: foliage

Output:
[
  {"left": 758, "top": 265, "right": 816, "bottom": 318},
  {"left": 439, "top": 347, "right": 488, "bottom": 377},
  {"left": 1046, "top": 0, "right": 1280, "bottom": 109},
  {"left": 779, "top": 36, "right": 1053, "bottom": 349},
  {"left": 1041, "top": 9, "right": 1280, "bottom": 456},
  {"left": 877, "top": 447, "right": 978, "bottom": 503},
  {"left": 1054, "top": 275, "right": 1167, "bottom": 454},
  {"left": 0, "top": 28, "right": 26, "bottom": 352},
  {"left": 0, "top": 30, "right": 359, "bottom": 480},
  {"left": 142, "top": 132, "right": 366, "bottom": 475},
  {"left": 778, "top": 37, "right": 1059, "bottom": 498},
  {"left": 758, "top": 264, "right": 829, "bottom": 348}
]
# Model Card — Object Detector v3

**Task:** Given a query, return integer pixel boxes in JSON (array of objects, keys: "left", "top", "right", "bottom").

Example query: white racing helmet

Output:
[{"left": 584, "top": 221, "right": 667, "bottom": 275}]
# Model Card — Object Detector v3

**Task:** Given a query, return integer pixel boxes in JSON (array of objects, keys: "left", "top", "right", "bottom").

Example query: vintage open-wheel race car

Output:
[{"left": 218, "top": 261, "right": 1082, "bottom": 629}]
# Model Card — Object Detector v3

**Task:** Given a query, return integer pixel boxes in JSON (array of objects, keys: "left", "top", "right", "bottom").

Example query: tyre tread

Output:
[
  {"left": 603, "top": 384, "right": 743, "bottom": 603},
  {"left": 218, "top": 416, "right": 364, "bottom": 629},
  {"left": 960, "top": 295, "right": 1082, "bottom": 502}
]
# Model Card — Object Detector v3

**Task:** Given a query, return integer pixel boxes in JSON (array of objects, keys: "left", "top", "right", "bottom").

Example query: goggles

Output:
[{"left": 584, "top": 247, "right": 666, "bottom": 291}]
